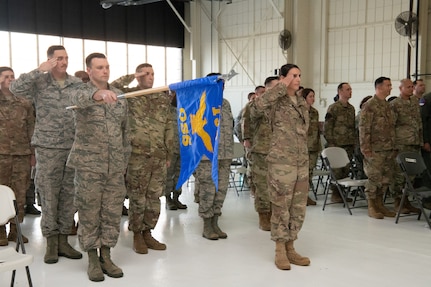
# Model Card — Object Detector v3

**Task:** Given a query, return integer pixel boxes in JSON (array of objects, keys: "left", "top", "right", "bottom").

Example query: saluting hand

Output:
[{"left": 38, "top": 58, "right": 58, "bottom": 73}]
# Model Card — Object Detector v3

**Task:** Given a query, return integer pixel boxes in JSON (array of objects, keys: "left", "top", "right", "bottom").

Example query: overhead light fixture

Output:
[{"left": 100, "top": 0, "right": 163, "bottom": 9}]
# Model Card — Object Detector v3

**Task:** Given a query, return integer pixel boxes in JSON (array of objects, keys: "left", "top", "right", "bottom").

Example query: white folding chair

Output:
[
  {"left": 230, "top": 142, "right": 247, "bottom": 195},
  {"left": 0, "top": 185, "right": 33, "bottom": 287},
  {"left": 321, "top": 147, "right": 368, "bottom": 215}
]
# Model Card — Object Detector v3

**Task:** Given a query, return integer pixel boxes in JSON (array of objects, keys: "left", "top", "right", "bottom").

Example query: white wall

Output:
[
  {"left": 187, "top": 0, "right": 430, "bottom": 120},
  {"left": 185, "top": 0, "right": 285, "bottom": 117}
]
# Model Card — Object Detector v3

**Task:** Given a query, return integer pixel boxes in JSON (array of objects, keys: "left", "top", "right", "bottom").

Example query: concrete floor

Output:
[{"left": 2, "top": 180, "right": 431, "bottom": 287}]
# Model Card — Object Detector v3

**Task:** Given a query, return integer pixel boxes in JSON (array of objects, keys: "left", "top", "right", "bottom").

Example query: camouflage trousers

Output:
[
  {"left": 308, "top": 151, "right": 319, "bottom": 184},
  {"left": 390, "top": 145, "right": 420, "bottom": 198},
  {"left": 164, "top": 153, "right": 181, "bottom": 197},
  {"left": 126, "top": 154, "right": 167, "bottom": 232},
  {"left": 74, "top": 170, "right": 126, "bottom": 251},
  {"left": 250, "top": 152, "right": 270, "bottom": 213},
  {"left": 0, "top": 154, "right": 31, "bottom": 222},
  {"left": 26, "top": 178, "right": 37, "bottom": 205},
  {"left": 245, "top": 148, "right": 255, "bottom": 195},
  {"left": 35, "top": 147, "right": 76, "bottom": 237},
  {"left": 363, "top": 150, "right": 394, "bottom": 199},
  {"left": 268, "top": 163, "right": 308, "bottom": 242},
  {"left": 330, "top": 145, "right": 354, "bottom": 192},
  {"left": 195, "top": 159, "right": 231, "bottom": 218}
]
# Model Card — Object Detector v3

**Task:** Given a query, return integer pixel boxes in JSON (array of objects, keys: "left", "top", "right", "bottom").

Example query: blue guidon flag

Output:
[{"left": 169, "top": 76, "right": 224, "bottom": 190}]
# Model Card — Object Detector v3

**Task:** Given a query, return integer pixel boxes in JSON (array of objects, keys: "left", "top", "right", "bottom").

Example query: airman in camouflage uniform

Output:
[
  {"left": 359, "top": 77, "right": 396, "bottom": 219},
  {"left": 389, "top": 79, "right": 422, "bottom": 214},
  {"left": 195, "top": 95, "right": 234, "bottom": 240},
  {"left": 0, "top": 67, "right": 34, "bottom": 246},
  {"left": 164, "top": 92, "right": 187, "bottom": 210},
  {"left": 118, "top": 63, "right": 173, "bottom": 254},
  {"left": 10, "top": 45, "right": 82, "bottom": 263},
  {"left": 240, "top": 100, "right": 255, "bottom": 195},
  {"left": 302, "top": 88, "right": 320, "bottom": 206},
  {"left": 324, "top": 82, "right": 356, "bottom": 203},
  {"left": 67, "top": 53, "right": 130, "bottom": 282},
  {"left": 252, "top": 64, "right": 310, "bottom": 270},
  {"left": 243, "top": 77, "right": 279, "bottom": 231}
]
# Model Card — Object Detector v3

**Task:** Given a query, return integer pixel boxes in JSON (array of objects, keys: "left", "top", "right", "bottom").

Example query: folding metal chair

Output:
[
  {"left": 0, "top": 185, "right": 33, "bottom": 286},
  {"left": 230, "top": 142, "right": 247, "bottom": 195},
  {"left": 321, "top": 147, "right": 367, "bottom": 215},
  {"left": 310, "top": 154, "right": 331, "bottom": 199},
  {"left": 395, "top": 152, "right": 431, "bottom": 229}
]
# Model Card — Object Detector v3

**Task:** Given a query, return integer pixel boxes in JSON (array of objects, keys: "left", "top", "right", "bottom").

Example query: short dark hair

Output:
[
  {"left": 301, "top": 88, "right": 315, "bottom": 99},
  {"left": 255, "top": 85, "right": 265, "bottom": 92},
  {"left": 47, "top": 45, "right": 66, "bottom": 58},
  {"left": 374, "top": 76, "right": 391, "bottom": 88},
  {"left": 85, "top": 53, "right": 106, "bottom": 68},
  {"left": 136, "top": 63, "right": 152, "bottom": 72},
  {"left": 264, "top": 76, "right": 279, "bottom": 87},
  {"left": 337, "top": 82, "right": 348, "bottom": 92},
  {"left": 0, "top": 66, "right": 13, "bottom": 75},
  {"left": 413, "top": 79, "right": 423, "bottom": 86},
  {"left": 247, "top": 92, "right": 256, "bottom": 100},
  {"left": 279, "top": 64, "right": 300, "bottom": 77}
]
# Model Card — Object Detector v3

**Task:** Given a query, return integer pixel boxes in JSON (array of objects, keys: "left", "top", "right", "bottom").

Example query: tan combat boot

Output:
[
  {"left": 143, "top": 230, "right": 166, "bottom": 250},
  {"left": 212, "top": 215, "right": 227, "bottom": 239},
  {"left": 133, "top": 231, "right": 148, "bottom": 254},
  {"left": 367, "top": 198, "right": 384, "bottom": 219},
  {"left": 99, "top": 246, "right": 123, "bottom": 278},
  {"left": 275, "top": 241, "right": 291, "bottom": 270},
  {"left": 403, "top": 198, "right": 421, "bottom": 213},
  {"left": 331, "top": 189, "right": 353, "bottom": 203},
  {"left": 286, "top": 240, "right": 310, "bottom": 266},
  {"left": 0, "top": 225, "right": 8, "bottom": 246},
  {"left": 258, "top": 212, "right": 271, "bottom": 231},
  {"left": 393, "top": 197, "right": 410, "bottom": 214},
  {"left": 7, "top": 223, "right": 29, "bottom": 243},
  {"left": 58, "top": 234, "right": 83, "bottom": 259},
  {"left": 87, "top": 249, "right": 104, "bottom": 282},
  {"left": 375, "top": 196, "right": 396, "bottom": 217},
  {"left": 44, "top": 235, "right": 59, "bottom": 264},
  {"left": 202, "top": 218, "right": 218, "bottom": 240},
  {"left": 307, "top": 196, "right": 317, "bottom": 206}
]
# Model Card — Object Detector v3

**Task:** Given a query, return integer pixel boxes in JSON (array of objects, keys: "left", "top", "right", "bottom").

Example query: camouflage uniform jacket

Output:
[
  {"left": 308, "top": 106, "right": 321, "bottom": 152},
  {"left": 233, "top": 107, "right": 245, "bottom": 142},
  {"left": 359, "top": 95, "right": 395, "bottom": 155},
  {"left": 0, "top": 91, "right": 35, "bottom": 155},
  {"left": 127, "top": 92, "right": 173, "bottom": 160},
  {"left": 241, "top": 102, "right": 253, "bottom": 144},
  {"left": 10, "top": 69, "right": 81, "bottom": 149},
  {"left": 202, "top": 98, "right": 234, "bottom": 161},
  {"left": 252, "top": 82, "right": 309, "bottom": 165},
  {"left": 168, "top": 105, "right": 180, "bottom": 156},
  {"left": 324, "top": 100, "right": 356, "bottom": 146},
  {"left": 245, "top": 100, "right": 271, "bottom": 155},
  {"left": 66, "top": 82, "right": 131, "bottom": 173},
  {"left": 390, "top": 96, "right": 423, "bottom": 148}
]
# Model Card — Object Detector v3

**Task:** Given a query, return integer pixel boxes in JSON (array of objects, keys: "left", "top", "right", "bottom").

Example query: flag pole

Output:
[
  {"left": 65, "top": 69, "right": 238, "bottom": 110},
  {"left": 66, "top": 85, "right": 169, "bottom": 110}
]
